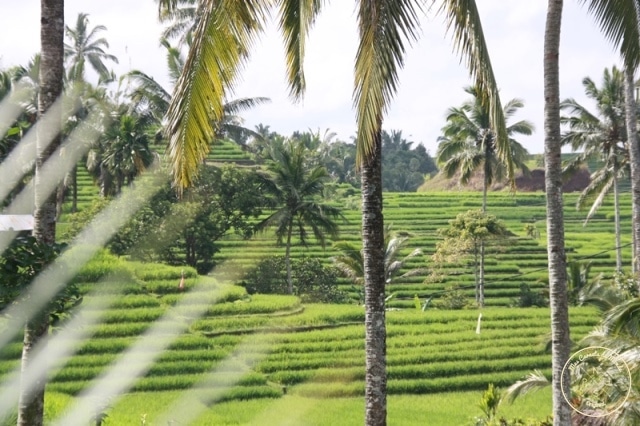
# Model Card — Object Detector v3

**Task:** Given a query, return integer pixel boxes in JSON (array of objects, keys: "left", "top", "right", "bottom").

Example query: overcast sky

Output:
[{"left": 0, "top": 1, "right": 622, "bottom": 154}]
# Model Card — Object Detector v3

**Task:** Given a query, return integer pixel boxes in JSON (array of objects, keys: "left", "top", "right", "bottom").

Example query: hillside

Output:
[{"left": 0, "top": 253, "right": 598, "bottom": 424}]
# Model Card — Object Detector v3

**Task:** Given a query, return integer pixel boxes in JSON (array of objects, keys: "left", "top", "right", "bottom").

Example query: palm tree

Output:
[
  {"left": 64, "top": 13, "right": 118, "bottom": 83},
  {"left": 561, "top": 66, "right": 629, "bottom": 273},
  {"left": 437, "top": 86, "right": 533, "bottom": 212},
  {"left": 160, "top": 1, "right": 509, "bottom": 423},
  {"left": 100, "top": 114, "right": 156, "bottom": 195},
  {"left": 544, "top": 2, "right": 640, "bottom": 422},
  {"left": 18, "top": 1, "right": 65, "bottom": 424},
  {"left": 436, "top": 86, "right": 532, "bottom": 307},
  {"left": 332, "top": 225, "right": 425, "bottom": 287},
  {"left": 543, "top": 2, "right": 573, "bottom": 423},
  {"left": 156, "top": 0, "right": 200, "bottom": 46},
  {"left": 255, "top": 139, "right": 344, "bottom": 295},
  {"left": 60, "top": 13, "right": 118, "bottom": 215}
]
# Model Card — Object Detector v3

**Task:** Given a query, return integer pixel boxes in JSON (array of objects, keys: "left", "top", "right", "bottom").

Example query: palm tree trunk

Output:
[
  {"left": 479, "top": 162, "right": 489, "bottom": 307},
  {"left": 474, "top": 243, "right": 479, "bottom": 304},
  {"left": 71, "top": 165, "right": 78, "bottom": 213},
  {"left": 613, "top": 166, "right": 622, "bottom": 274},
  {"left": 19, "top": 1, "right": 64, "bottom": 425},
  {"left": 623, "top": 66, "right": 640, "bottom": 279},
  {"left": 285, "top": 217, "right": 294, "bottom": 295},
  {"left": 18, "top": 313, "right": 49, "bottom": 426},
  {"left": 361, "top": 130, "right": 386, "bottom": 426},
  {"left": 479, "top": 242, "right": 485, "bottom": 308},
  {"left": 543, "top": 1, "right": 572, "bottom": 424}
]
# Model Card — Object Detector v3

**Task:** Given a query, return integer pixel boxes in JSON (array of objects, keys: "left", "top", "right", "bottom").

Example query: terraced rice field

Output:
[
  {"left": 216, "top": 190, "right": 632, "bottom": 308},
  {"left": 0, "top": 252, "right": 599, "bottom": 423},
  {"left": 34, "top": 157, "right": 631, "bottom": 423}
]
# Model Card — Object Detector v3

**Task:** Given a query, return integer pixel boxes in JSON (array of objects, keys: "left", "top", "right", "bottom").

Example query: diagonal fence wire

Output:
[
  {"left": 0, "top": 82, "right": 35, "bottom": 138},
  {"left": 0, "top": 168, "right": 166, "bottom": 352},
  {"left": 0, "top": 291, "right": 117, "bottom": 422},
  {"left": 50, "top": 273, "right": 259, "bottom": 426},
  {"left": 0, "top": 103, "right": 98, "bottom": 259}
]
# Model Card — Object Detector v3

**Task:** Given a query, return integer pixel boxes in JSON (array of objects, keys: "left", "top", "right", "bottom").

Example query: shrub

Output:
[
  {"left": 512, "top": 284, "right": 548, "bottom": 308},
  {"left": 436, "top": 287, "right": 469, "bottom": 310},
  {"left": 240, "top": 256, "right": 349, "bottom": 303}
]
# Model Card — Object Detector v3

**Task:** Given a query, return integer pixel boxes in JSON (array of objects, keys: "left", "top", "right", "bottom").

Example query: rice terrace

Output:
[{"left": 3, "top": 1, "right": 640, "bottom": 426}]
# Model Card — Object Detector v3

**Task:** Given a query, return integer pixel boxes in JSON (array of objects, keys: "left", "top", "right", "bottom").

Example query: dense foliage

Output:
[
  {"left": 240, "top": 256, "right": 349, "bottom": 304},
  {"left": 0, "top": 234, "right": 80, "bottom": 325},
  {"left": 108, "top": 165, "right": 265, "bottom": 273}
]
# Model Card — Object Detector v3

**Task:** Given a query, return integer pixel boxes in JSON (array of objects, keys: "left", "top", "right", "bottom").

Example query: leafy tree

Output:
[
  {"left": 381, "top": 130, "right": 437, "bottom": 192},
  {"left": 433, "top": 209, "right": 511, "bottom": 307},
  {"left": 322, "top": 140, "right": 358, "bottom": 187},
  {"left": 110, "top": 165, "right": 264, "bottom": 273},
  {"left": 0, "top": 235, "right": 80, "bottom": 326},
  {"left": 159, "top": 0, "right": 510, "bottom": 422},
  {"left": 561, "top": 66, "right": 629, "bottom": 273},
  {"left": 240, "top": 256, "right": 349, "bottom": 303},
  {"left": 255, "top": 139, "right": 344, "bottom": 294}
]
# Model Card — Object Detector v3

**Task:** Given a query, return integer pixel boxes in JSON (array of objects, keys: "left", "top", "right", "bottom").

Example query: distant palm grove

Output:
[{"left": 3, "top": 1, "right": 640, "bottom": 426}]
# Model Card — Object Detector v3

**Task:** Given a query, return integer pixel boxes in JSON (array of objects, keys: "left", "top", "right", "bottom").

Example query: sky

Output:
[{"left": 0, "top": 1, "right": 622, "bottom": 155}]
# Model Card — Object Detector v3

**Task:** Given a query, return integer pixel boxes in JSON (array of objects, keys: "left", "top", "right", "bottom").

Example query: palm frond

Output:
[
  {"left": 502, "top": 370, "right": 550, "bottom": 404},
  {"left": 278, "top": 0, "right": 324, "bottom": 100},
  {"left": 165, "top": 0, "right": 267, "bottom": 192},
  {"left": 354, "top": 0, "right": 421, "bottom": 166},
  {"left": 440, "top": 0, "right": 511, "bottom": 183},
  {"left": 580, "top": 0, "right": 640, "bottom": 70}
]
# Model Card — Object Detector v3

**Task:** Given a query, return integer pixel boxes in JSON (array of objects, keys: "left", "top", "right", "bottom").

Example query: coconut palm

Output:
[
  {"left": 18, "top": 1, "right": 65, "bottom": 424},
  {"left": 156, "top": 0, "right": 200, "bottom": 46},
  {"left": 545, "top": 4, "right": 640, "bottom": 420},
  {"left": 60, "top": 14, "right": 118, "bottom": 215},
  {"left": 561, "top": 66, "right": 630, "bottom": 273},
  {"left": 100, "top": 114, "right": 157, "bottom": 195},
  {"left": 436, "top": 85, "right": 533, "bottom": 212},
  {"left": 160, "top": 1, "right": 509, "bottom": 423},
  {"left": 436, "top": 86, "right": 531, "bottom": 307},
  {"left": 332, "top": 225, "right": 425, "bottom": 287},
  {"left": 542, "top": 2, "right": 572, "bottom": 422},
  {"left": 255, "top": 139, "right": 344, "bottom": 295},
  {"left": 585, "top": 0, "right": 640, "bottom": 297},
  {"left": 64, "top": 12, "right": 118, "bottom": 83}
]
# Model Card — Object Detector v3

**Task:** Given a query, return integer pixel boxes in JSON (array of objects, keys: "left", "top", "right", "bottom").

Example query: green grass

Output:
[{"left": 73, "top": 389, "right": 552, "bottom": 425}]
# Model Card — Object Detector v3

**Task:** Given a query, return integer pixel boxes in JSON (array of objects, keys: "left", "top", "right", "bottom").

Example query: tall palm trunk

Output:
[
  {"left": 478, "top": 154, "right": 490, "bottom": 307},
  {"left": 71, "top": 165, "right": 78, "bottom": 213},
  {"left": 361, "top": 130, "right": 386, "bottom": 426},
  {"left": 285, "top": 216, "right": 294, "bottom": 295},
  {"left": 18, "top": 1, "right": 64, "bottom": 425},
  {"left": 543, "top": 1, "right": 572, "bottom": 424},
  {"left": 613, "top": 164, "right": 622, "bottom": 273},
  {"left": 624, "top": 66, "right": 640, "bottom": 278}
]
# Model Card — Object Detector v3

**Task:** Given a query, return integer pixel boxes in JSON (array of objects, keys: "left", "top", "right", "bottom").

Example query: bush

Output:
[
  {"left": 436, "top": 287, "right": 469, "bottom": 310},
  {"left": 512, "top": 284, "right": 548, "bottom": 308},
  {"left": 240, "top": 256, "right": 349, "bottom": 303}
]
